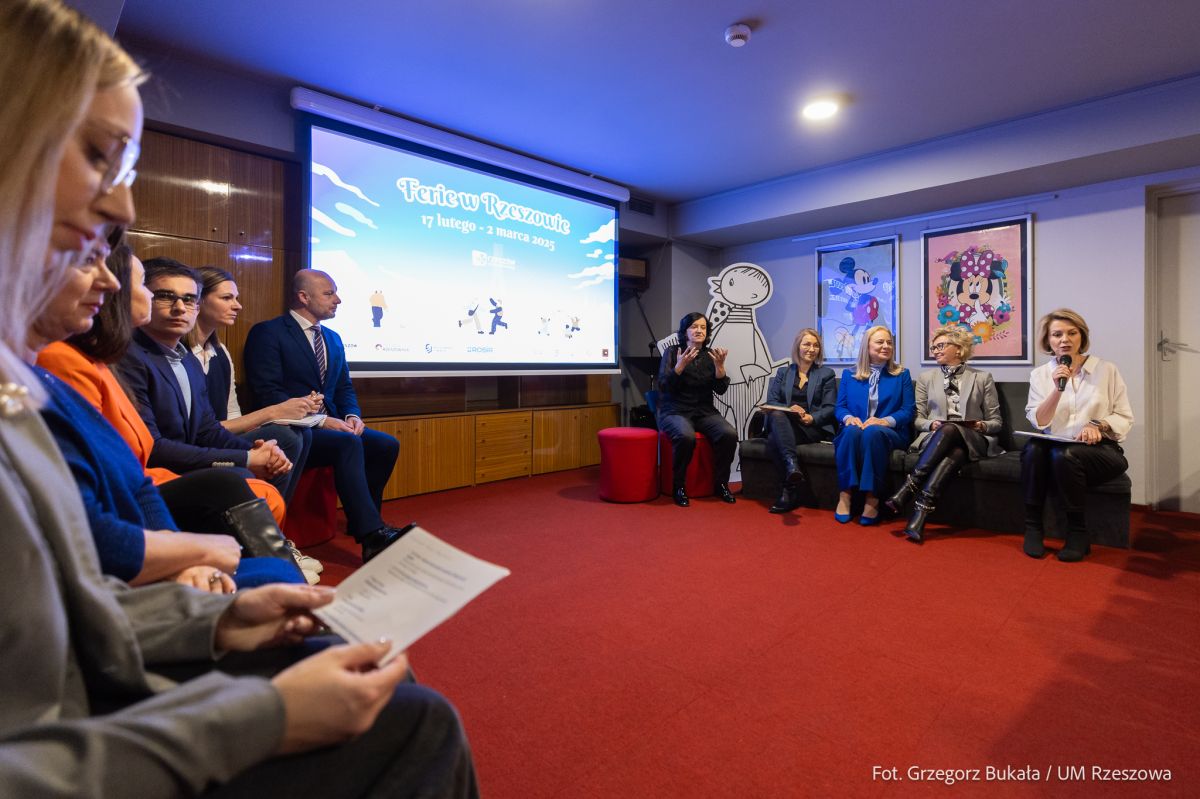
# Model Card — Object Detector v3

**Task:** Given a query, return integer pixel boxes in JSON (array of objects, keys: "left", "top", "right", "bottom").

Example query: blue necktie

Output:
[{"left": 312, "top": 325, "right": 327, "bottom": 386}]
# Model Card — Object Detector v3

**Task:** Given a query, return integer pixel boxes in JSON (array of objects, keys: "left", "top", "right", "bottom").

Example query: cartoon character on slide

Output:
[
  {"left": 369, "top": 289, "right": 387, "bottom": 328},
  {"left": 704, "top": 263, "right": 787, "bottom": 461},
  {"left": 830, "top": 256, "right": 879, "bottom": 335},
  {"left": 458, "top": 298, "right": 483, "bottom": 333},
  {"left": 564, "top": 316, "right": 580, "bottom": 339},
  {"left": 538, "top": 316, "right": 551, "bottom": 336},
  {"left": 489, "top": 298, "right": 508, "bottom": 334}
]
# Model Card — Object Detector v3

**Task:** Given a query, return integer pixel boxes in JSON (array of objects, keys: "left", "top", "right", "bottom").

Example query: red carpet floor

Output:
[{"left": 306, "top": 469, "right": 1200, "bottom": 798}]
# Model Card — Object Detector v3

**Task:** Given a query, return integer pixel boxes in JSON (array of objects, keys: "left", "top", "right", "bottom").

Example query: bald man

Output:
[{"left": 243, "top": 270, "right": 402, "bottom": 562}]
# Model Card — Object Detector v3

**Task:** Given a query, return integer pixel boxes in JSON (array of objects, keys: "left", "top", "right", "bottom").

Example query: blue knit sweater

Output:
[{"left": 34, "top": 367, "right": 301, "bottom": 586}]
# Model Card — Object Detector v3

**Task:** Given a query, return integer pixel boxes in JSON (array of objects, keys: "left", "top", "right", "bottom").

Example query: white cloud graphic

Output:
[
  {"left": 312, "top": 162, "right": 380, "bottom": 207},
  {"left": 335, "top": 202, "right": 378, "bottom": 229},
  {"left": 310, "top": 236, "right": 320, "bottom": 244},
  {"left": 605, "top": 254, "right": 614, "bottom": 260},
  {"left": 586, "top": 248, "right": 603, "bottom": 259},
  {"left": 567, "top": 262, "right": 614, "bottom": 289},
  {"left": 579, "top": 219, "right": 615, "bottom": 245},
  {"left": 312, "top": 207, "right": 356, "bottom": 237}
]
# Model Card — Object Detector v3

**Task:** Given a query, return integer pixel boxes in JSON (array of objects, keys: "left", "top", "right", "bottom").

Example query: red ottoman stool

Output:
[
  {"left": 598, "top": 427, "right": 659, "bottom": 502},
  {"left": 282, "top": 467, "right": 337, "bottom": 547},
  {"left": 659, "top": 430, "right": 715, "bottom": 498}
]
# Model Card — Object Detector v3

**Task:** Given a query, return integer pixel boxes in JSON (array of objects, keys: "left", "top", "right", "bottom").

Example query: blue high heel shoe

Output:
[
  {"left": 858, "top": 514, "right": 879, "bottom": 526},
  {"left": 834, "top": 511, "right": 852, "bottom": 524}
]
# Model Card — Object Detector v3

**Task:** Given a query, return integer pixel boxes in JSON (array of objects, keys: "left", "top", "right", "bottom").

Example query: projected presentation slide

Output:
[{"left": 309, "top": 126, "right": 619, "bottom": 372}]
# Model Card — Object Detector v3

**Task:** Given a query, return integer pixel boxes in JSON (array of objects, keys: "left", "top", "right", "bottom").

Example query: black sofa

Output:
[{"left": 738, "top": 381, "right": 1132, "bottom": 547}]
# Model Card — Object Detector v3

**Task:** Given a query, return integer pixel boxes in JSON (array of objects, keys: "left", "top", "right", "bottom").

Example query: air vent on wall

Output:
[{"left": 626, "top": 196, "right": 656, "bottom": 216}]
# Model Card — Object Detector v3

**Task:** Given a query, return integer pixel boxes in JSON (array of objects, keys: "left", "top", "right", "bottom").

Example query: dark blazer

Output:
[
  {"left": 835, "top": 367, "right": 916, "bottom": 445},
  {"left": 912, "top": 366, "right": 1004, "bottom": 458},
  {"left": 765, "top": 363, "right": 837, "bottom": 437},
  {"left": 117, "top": 329, "right": 252, "bottom": 473},
  {"left": 656, "top": 345, "right": 730, "bottom": 418},
  {"left": 242, "top": 313, "right": 360, "bottom": 418}
]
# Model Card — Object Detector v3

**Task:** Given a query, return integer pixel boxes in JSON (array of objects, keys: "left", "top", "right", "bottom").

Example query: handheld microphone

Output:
[{"left": 1055, "top": 354, "right": 1072, "bottom": 391}]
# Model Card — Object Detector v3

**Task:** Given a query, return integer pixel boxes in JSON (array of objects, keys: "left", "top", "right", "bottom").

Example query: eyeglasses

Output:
[
  {"left": 87, "top": 122, "right": 141, "bottom": 195},
  {"left": 151, "top": 290, "right": 199, "bottom": 309},
  {"left": 930, "top": 342, "right": 957, "bottom": 352}
]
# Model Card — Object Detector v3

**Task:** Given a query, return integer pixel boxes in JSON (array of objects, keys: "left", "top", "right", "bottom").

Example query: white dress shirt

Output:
[{"left": 1025, "top": 355, "right": 1134, "bottom": 442}]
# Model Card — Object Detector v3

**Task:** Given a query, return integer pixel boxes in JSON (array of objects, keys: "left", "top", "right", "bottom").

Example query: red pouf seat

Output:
[
  {"left": 281, "top": 466, "right": 337, "bottom": 547},
  {"left": 658, "top": 430, "right": 715, "bottom": 498},
  {"left": 597, "top": 427, "right": 660, "bottom": 502}
]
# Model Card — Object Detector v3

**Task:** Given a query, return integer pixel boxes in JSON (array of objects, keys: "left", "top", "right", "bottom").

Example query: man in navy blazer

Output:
[
  {"left": 119, "top": 260, "right": 294, "bottom": 495},
  {"left": 243, "top": 269, "right": 402, "bottom": 562}
]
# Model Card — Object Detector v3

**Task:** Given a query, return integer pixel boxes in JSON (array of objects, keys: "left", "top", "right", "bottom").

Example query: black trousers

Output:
[
  {"left": 157, "top": 467, "right": 258, "bottom": 535},
  {"left": 658, "top": 410, "right": 737, "bottom": 490},
  {"left": 764, "top": 410, "right": 827, "bottom": 480},
  {"left": 156, "top": 638, "right": 478, "bottom": 799},
  {"left": 1021, "top": 437, "right": 1127, "bottom": 513},
  {"left": 306, "top": 427, "right": 400, "bottom": 539}
]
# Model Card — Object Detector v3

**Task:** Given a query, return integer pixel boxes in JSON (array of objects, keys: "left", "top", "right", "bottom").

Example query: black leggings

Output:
[{"left": 1020, "top": 437, "right": 1127, "bottom": 513}]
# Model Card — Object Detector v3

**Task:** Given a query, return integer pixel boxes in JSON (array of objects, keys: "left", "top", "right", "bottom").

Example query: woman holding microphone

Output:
[{"left": 1021, "top": 308, "right": 1133, "bottom": 561}]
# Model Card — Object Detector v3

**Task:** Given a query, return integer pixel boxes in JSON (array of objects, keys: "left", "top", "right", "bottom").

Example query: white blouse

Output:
[
  {"left": 190, "top": 340, "right": 243, "bottom": 420},
  {"left": 1025, "top": 355, "right": 1133, "bottom": 442}
]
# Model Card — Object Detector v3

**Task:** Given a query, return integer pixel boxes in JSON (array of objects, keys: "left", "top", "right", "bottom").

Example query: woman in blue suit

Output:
[
  {"left": 834, "top": 325, "right": 915, "bottom": 524},
  {"left": 762, "top": 328, "right": 836, "bottom": 513}
]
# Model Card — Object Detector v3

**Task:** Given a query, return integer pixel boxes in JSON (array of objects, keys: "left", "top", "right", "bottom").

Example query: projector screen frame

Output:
[{"left": 298, "top": 109, "right": 622, "bottom": 378}]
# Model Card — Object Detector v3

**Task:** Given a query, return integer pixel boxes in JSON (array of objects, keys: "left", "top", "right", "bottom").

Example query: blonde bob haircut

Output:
[
  {"left": 853, "top": 325, "right": 903, "bottom": 380},
  {"left": 1037, "top": 308, "right": 1090, "bottom": 355},
  {"left": 791, "top": 327, "right": 824, "bottom": 368},
  {"left": 0, "top": 0, "right": 142, "bottom": 399},
  {"left": 931, "top": 324, "right": 975, "bottom": 362}
]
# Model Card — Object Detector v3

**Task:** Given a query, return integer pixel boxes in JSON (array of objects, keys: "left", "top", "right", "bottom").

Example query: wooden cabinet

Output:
[
  {"left": 579, "top": 404, "right": 620, "bottom": 466},
  {"left": 532, "top": 408, "right": 581, "bottom": 474},
  {"left": 475, "top": 411, "right": 532, "bottom": 484},
  {"left": 133, "top": 131, "right": 232, "bottom": 242},
  {"left": 377, "top": 416, "right": 475, "bottom": 500}
]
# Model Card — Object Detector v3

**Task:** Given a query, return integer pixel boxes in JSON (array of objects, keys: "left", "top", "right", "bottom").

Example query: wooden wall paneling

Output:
[
  {"left": 520, "top": 374, "right": 587, "bottom": 407},
  {"left": 355, "top": 377, "right": 468, "bottom": 417},
  {"left": 228, "top": 150, "right": 288, "bottom": 250},
  {"left": 225, "top": 244, "right": 289, "bottom": 379},
  {"left": 126, "top": 231, "right": 231, "bottom": 270},
  {"left": 532, "top": 408, "right": 581, "bottom": 474},
  {"left": 586, "top": 374, "right": 613, "bottom": 403},
  {"left": 475, "top": 411, "right": 531, "bottom": 483},
  {"left": 579, "top": 404, "right": 620, "bottom": 466},
  {"left": 372, "top": 419, "right": 412, "bottom": 501},
  {"left": 132, "top": 131, "right": 231, "bottom": 242}
]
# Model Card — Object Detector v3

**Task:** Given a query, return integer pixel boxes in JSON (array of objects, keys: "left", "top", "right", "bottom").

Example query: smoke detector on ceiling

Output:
[{"left": 725, "top": 23, "right": 751, "bottom": 48}]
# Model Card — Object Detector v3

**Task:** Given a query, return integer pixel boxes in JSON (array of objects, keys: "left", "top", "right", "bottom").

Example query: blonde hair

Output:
[
  {"left": 1037, "top": 308, "right": 1090, "bottom": 354},
  {"left": 0, "top": 0, "right": 142, "bottom": 398},
  {"left": 791, "top": 327, "right": 824, "bottom": 368},
  {"left": 853, "top": 325, "right": 902, "bottom": 380},
  {"left": 931, "top": 324, "right": 975, "bottom": 361}
]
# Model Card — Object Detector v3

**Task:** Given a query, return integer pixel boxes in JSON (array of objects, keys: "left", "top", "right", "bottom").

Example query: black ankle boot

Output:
[
  {"left": 673, "top": 487, "right": 690, "bottom": 507},
  {"left": 1057, "top": 511, "right": 1091, "bottom": 562},
  {"left": 885, "top": 475, "right": 920, "bottom": 514},
  {"left": 715, "top": 483, "right": 736, "bottom": 504},
  {"left": 1023, "top": 504, "right": 1046, "bottom": 559},
  {"left": 904, "top": 498, "right": 932, "bottom": 543},
  {"left": 222, "top": 498, "right": 302, "bottom": 571},
  {"left": 769, "top": 486, "right": 797, "bottom": 514}
]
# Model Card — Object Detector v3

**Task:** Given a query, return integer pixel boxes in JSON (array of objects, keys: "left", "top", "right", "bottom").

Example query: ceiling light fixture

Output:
[
  {"left": 802, "top": 98, "right": 840, "bottom": 120},
  {"left": 725, "top": 23, "right": 751, "bottom": 47}
]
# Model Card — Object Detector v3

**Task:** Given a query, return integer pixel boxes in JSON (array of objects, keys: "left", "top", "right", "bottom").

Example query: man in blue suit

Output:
[
  {"left": 243, "top": 269, "right": 402, "bottom": 562},
  {"left": 119, "top": 260, "right": 294, "bottom": 494}
]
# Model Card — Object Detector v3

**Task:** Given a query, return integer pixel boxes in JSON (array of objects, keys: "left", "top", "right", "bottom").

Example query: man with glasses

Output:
[{"left": 118, "top": 257, "right": 296, "bottom": 494}]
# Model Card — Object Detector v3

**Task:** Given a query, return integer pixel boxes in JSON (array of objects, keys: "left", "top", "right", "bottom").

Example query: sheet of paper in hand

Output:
[{"left": 315, "top": 526, "right": 511, "bottom": 664}]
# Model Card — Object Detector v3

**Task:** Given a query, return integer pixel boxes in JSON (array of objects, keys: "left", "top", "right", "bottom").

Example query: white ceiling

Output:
[{"left": 115, "top": 0, "right": 1200, "bottom": 206}]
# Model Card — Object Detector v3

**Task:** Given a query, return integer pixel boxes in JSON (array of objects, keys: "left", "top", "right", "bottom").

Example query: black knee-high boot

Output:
[
  {"left": 223, "top": 498, "right": 304, "bottom": 573},
  {"left": 1023, "top": 504, "right": 1046, "bottom": 558},
  {"left": 887, "top": 425, "right": 961, "bottom": 513},
  {"left": 1057, "top": 510, "right": 1091, "bottom": 562},
  {"left": 903, "top": 451, "right": 965, "bottom": 543}
]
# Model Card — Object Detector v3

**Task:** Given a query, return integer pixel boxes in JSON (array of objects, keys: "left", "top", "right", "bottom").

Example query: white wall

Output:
[{"left": 712, "top": 164, "right": 1200, "bottom": 505}]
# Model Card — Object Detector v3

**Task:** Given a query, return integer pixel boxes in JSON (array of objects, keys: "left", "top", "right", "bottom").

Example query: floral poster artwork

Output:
[{"left": 922, "top": 216, "right": 1031, "bottom": 364}]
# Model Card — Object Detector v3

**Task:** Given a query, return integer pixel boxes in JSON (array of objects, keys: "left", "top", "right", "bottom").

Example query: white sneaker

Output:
[{"left": 286, "top": 540, "right": 324, "bottom": 574}]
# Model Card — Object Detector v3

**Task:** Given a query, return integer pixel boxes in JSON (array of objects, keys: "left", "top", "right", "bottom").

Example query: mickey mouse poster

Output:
[
  {"left": 921, "top": 216, "right": 1032, "bottom": 364},
  {"left": 816, "top": 236, "right": 899, "bottom": 363}
]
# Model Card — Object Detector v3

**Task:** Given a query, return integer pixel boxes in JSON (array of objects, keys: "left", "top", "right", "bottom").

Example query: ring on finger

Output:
[{"left": 208, "top": 571, "right": 223, "bottom": 584}]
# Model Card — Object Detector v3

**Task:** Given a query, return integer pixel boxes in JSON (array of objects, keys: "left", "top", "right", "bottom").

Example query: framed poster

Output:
[
  {"left": 921, "top": 215, "right": 1031, "bottom": 364},
  {"left": 816, "top": 236, "right": 898, "bottom": 364}
]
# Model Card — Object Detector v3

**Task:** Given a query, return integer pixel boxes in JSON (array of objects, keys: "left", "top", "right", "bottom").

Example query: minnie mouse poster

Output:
[{"left": 934, "top": 246, "right": 1012, "bottom": 340}]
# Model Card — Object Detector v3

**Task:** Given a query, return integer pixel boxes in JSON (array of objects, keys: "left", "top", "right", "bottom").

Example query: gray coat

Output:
[
  {"left": 911, "top": 366, "right": 1004, "bottom": 459},
  {"left": 0, "top": 397, "right": 283, "bottom": 797}
]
